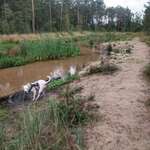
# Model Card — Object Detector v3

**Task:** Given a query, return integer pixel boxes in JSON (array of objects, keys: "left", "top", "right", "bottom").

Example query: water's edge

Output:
[{"left": 0, "top": 46, "right": 98, "bottom": 98}]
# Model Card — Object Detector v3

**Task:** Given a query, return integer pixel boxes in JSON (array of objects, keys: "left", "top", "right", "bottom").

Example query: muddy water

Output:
[{"left": 0, "top": 47, "right": 99, "bottom": 97}]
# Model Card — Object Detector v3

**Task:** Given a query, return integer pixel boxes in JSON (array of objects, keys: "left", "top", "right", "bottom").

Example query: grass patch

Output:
[
  {"left": 76, "top": 32, "right": 135, "bottom": 47},
  {"left": 0, "top": 85, "right": 97, "bottom": 150},
  {"left": 0, "top": 32, "right": 136, "bottom": 69},
  {"left": 0, "top": 56, "right": 26, "bottom": 69},
  {"left": 0, "top": 38, "right": 80, "bottom": 69},
  {"left": 0, "top": 41, "right": 17, "bottom": 52},
  {"left": 48, "top": 75, "right": 79, "bottom": 91},
  {"left": 19, "top": 38, "right": 80, "bottom": 60}
]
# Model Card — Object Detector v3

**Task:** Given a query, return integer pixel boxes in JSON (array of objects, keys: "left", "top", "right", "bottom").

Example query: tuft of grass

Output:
[{"left": 48, "top": 75, "right": 80, "bottom": 91}]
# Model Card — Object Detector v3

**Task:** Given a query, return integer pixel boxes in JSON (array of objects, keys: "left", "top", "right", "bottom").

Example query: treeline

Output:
[
  {"left": 144, "top": 1, "right": 150, "bottom": 35},
  {"left": 0, "top": 0, "right": 147, "bottom": 34}
]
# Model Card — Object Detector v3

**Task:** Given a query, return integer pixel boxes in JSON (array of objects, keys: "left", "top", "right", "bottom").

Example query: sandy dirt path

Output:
[{"left": 77, "top": 38, "right": 150, "bottom": 150}]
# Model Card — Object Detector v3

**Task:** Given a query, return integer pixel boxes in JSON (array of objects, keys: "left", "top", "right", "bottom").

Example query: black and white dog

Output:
[
  {"left": 3, "top": 67, "right": 76, "bottom": 105},
  {"left": 23, "top": 69, "right": 63, "bottom": 101},
  {"left": 23, "top": 76, "right": 52, "bottom": 101}
]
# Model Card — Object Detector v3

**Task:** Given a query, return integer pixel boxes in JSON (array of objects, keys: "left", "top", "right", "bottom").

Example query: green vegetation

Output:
[
  {"left": 0, "top": 41, "right": 17, "bottom": 52},
  {"left": 48, "top": 75, "right": 79, "bottom": 91},
  {"left": 144, "top": 2, "right": 150, "bottom": 35},
  {"left": 76, "top": 32, "right": 135, "bottom": 47},
  {"left": 0, "top": 32, "right": 136, "bottom": 69},
  {"left": 0, "top": 0, "right": 143, "bottom": 33},
  {"left": 19, "top": 39, "right": 80, "bottom": 60},
  {"left": 0, "top": 86, "right": 97, "bottom": 150},
  {"left": 0, "top": 38, "right": 80, "bottom": 69},
  {"left": 0, "top": 56, "right": 26, "bottom": 68}
]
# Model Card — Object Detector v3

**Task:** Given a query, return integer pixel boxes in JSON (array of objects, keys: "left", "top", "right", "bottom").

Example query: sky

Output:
[{"left": 104, "top": 0, "right": 149, "bottom": 13}]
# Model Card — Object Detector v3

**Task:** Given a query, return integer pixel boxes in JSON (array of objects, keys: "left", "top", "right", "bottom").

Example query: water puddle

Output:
[{"left": 0, "top": 46, "right": 99, "bottom": 97}]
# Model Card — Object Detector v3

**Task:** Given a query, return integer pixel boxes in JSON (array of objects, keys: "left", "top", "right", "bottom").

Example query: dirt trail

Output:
[{"left": 78, "top": 38, "right": 150, "bottom": 150}]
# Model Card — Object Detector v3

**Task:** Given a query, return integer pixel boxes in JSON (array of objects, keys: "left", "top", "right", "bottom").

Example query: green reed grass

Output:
[
  {"left": 0, "top": 38, "right": 80, "bottom": 68},
  {"left": 48, "top": 74, "right": 79, "bottom": 91},
  {"left": 19, "top": 38, "right": 80, "bottom": 60}
]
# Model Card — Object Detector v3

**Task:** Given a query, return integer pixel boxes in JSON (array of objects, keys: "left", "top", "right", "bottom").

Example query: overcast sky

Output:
[{"left": 104, "top": 0, "right": 148, "bottom": 13}]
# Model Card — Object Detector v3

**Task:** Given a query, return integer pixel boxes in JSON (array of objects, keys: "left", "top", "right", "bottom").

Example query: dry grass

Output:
[
  {"left": 0, "top": 32, "right": 88, "bottom": 42},
  {"left": 0, "top": 31, "right": 136, "bottom": 42}
]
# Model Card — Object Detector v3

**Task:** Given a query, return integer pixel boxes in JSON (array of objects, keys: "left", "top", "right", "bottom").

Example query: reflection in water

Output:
[{"left": 0, "top": 47, "right": 99, "bottom": 97}]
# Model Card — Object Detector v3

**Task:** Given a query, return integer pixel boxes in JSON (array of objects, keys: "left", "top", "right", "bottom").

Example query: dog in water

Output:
[{"left": 23, "top": 76, "right": 52, "bottom": 101}]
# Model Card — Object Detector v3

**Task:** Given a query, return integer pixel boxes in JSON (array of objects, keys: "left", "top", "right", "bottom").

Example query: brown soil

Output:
[{"left": 76, "top": 38, "right": 150, "bottom": 150}]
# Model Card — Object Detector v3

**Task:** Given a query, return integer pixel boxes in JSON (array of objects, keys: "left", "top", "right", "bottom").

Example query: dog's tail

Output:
[{"left": 46, "top": 76, "right": 52, "bottom": 84}]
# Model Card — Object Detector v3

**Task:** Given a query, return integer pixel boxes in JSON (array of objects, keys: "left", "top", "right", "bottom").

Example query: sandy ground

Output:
[{"left": 77, "top": 38, "right": 150, "bottom": 150}]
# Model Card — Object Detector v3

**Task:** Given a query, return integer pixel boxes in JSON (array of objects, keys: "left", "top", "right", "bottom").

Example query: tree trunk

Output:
[
  {"left": 77, "top": 6, "right": 80, "bottom": 25},
  {"left": 31, "top": 0, "right": 35, "bottom": 33},
  {"left": 3, "top": 0, "right": 6, "bottom": 20},
  {"left": 60, "top": 2, "right": 63, "bottom": 31},
  {"left": 49, "top": 0, "right": 52, "bottom": 32}
]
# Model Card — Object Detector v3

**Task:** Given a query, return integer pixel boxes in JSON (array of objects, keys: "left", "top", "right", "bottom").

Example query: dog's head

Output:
[{"left": 23, "top": 83, "right": 31, "bottom": 93}]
